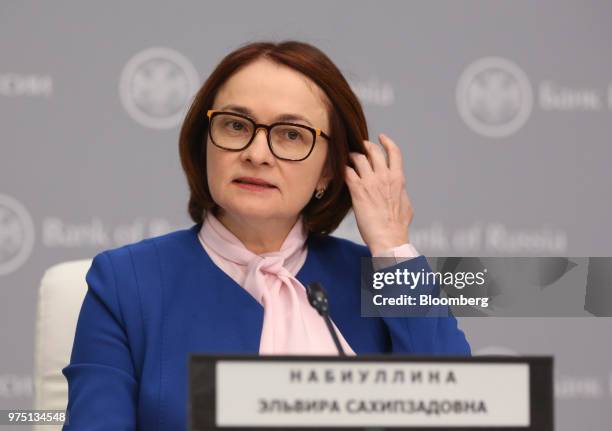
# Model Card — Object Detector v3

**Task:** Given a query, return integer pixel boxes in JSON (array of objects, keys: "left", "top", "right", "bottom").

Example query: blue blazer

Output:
[{"left": 62, "top": 224, "right": 470, "bottom": 430}]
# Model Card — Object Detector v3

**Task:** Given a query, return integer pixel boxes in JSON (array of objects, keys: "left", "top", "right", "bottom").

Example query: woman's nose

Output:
[{"left": 241, "top": 127, "right": 275, "bottom": 164}]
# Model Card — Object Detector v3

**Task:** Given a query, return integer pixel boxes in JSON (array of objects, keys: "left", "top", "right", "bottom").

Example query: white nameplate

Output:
[{"left": 215, "top": 360, "right": 529, "bottom": 427}]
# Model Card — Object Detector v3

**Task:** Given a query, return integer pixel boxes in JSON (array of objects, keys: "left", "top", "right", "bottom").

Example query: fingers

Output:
[
  {"left": 349, "top": 135, "right": 403, "bottom": 177},
  {"left": 347, "top": 134, "right": 404, "bottom": 185},
  {"left": 349, "top": 151, "right": 374, "bottom": 179},
  {"left": 344, "top": 165, "right": 360, "bottom": 186},
  {"left": 378, "top": 133, "right": 403, "bottom": 173},
  {"left": 349, "top": 139, "right": 387, "bottom": 180},
  {"left": 364, "top": 140, "right": 388, "bottom": 173}
]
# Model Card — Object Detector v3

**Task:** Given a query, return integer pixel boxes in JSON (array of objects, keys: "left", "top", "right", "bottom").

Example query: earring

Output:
[{"left": 314, "top": 187, "right": 326, "bottom": 199}]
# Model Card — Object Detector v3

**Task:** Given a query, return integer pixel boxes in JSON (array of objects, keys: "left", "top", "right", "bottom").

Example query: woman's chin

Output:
[{"left": 224, "top": 203, "right": 286, "bottom": 221}]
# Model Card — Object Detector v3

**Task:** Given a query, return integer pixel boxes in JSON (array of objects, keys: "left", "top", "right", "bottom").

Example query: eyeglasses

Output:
[{"left": 206, "top": 109, "right": 330, "bottom": 161}]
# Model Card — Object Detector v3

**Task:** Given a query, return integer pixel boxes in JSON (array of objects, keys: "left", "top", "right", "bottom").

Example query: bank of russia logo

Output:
[
  {"left": 0, "top": 194, "right": 35, "bottom": 276},
  {"left": 119, "top": 47, "right": 200, "bottom": 129},
  {"left": 456, "top": 57, "right": 533, "bottom": 138}
]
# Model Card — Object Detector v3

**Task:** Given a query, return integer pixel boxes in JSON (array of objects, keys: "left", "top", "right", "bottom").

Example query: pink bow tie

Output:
[{"left": 198, "top": 212, "right": 355, "bottom": 355}]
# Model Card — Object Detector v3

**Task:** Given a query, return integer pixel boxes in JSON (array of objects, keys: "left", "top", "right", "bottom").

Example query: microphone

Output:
[{"left": 305, "top": 282, "right": 346, "bottom": 356}]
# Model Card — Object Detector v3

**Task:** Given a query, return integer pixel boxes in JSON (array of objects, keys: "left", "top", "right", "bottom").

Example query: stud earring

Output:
[{"left": 314, "top": 186, "right": 326, "bottom": 199}]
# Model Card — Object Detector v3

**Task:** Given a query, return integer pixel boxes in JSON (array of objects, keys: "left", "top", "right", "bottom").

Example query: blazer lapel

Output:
[{"left": 160, "top": 225, "right": 262, "bottom": 355}]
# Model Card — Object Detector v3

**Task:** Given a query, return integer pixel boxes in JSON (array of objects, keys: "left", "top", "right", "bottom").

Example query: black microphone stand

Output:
[{"left": 305, "top": 282, "right": 346, "bottom": 356}]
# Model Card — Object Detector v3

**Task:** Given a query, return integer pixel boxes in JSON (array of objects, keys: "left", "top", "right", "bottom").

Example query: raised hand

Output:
[{"left": 344, "top": 133, "right": 414, "bottom": 256}]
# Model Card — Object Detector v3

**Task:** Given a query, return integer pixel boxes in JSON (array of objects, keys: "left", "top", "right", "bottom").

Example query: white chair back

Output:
[{"left": 33, "top": 259, "right": 92, "bottom": 431}]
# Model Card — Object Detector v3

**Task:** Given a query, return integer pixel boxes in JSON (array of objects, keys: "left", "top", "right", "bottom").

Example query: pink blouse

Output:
[{"left": 197, "top": 212, "right": 420, "bottom": 355}]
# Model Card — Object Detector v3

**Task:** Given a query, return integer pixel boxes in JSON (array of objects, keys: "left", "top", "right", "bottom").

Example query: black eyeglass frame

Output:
[{"left": 206, "top": 109, "right": 330, "bottom": 162}]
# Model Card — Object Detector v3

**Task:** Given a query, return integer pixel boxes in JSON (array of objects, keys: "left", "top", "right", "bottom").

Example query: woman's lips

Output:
[{"left": 232, "top": 180, "right": 277, "bottom": 192}]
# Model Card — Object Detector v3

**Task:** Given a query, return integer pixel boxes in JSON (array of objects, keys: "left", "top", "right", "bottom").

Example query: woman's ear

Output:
[
  {"left": 317, "top": 173, "right": 331, "bottom": 190},
  {"left": 318, "top": 162, "right": 333, "bottom": 189}
]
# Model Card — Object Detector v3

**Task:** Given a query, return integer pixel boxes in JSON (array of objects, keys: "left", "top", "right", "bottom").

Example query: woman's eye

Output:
[
  {"left": 280, "top": 128, "right": 304, "bottom": 141},
  {"left": 229, "top": 121, "right": 243, "bottom": 130}
]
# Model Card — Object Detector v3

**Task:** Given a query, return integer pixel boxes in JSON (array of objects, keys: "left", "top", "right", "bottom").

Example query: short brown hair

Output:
[{"left": 179, "top": 40, "right": 368, "bottom": 237}]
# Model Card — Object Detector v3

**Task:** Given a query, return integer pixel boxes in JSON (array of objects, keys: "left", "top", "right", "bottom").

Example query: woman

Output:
[{"left": 62, "top": 40, "right": 470, "bottom": 430}]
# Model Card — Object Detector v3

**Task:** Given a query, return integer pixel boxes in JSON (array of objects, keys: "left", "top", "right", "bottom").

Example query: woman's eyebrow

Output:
[{"left": 220, "top": 104, "right": 313, "bottom": 126}]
